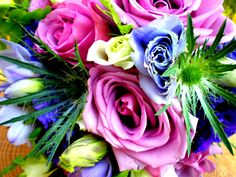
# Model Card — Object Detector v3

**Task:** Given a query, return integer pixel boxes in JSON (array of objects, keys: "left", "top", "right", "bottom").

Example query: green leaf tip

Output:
[{"left": 99, "top": 0, "right": 133, "bottom": 34}]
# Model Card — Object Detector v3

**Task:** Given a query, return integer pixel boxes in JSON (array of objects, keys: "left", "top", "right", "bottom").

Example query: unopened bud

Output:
[
  {"left": 4, "top": 78, "right": 44, "bottom": 98},
  {"left": 59, "top": 134, "right": 107, "bottom": 172}
]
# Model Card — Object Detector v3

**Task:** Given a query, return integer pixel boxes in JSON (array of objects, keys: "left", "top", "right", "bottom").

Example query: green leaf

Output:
[
  {"left": 186, "top": 14, "right": 195, "bottom": 54},
  {"left": 0, "top": 40, "right": 7, "bottom": 50},
  {"left": 155, "top": 104, "right": 171, "bottom": 116},
  {"left": 74, "top": 42, "right": 88, "bottom": 76},
  {"left": 162, "top": 64, "right": 177, "bottom": 77},
  {"left": 99, "top": 0, "right": 133, "bottom": 34},
  {"left": 22, "top": 6, "right": 51, "bottom": 23},
  {"left": 181, "top": 92, "right": 192, "bottom": 156},
  {"left": 195, "top": 86, "right": 233, "bottom": 155},
  {"left": 28, "top": 127, "right": 42, "bottom": 139},
  {"left": 205, "top": 81, "right": 236, "bottom": 107},
  {"left": 115, "top": 170, "right": 129, "bottom": 177},
  {"left": 204, "top": 19, "right": 226, "bottom": 58},
  {"left": 210, "top": 39, "right": 236, "bottom": 61},
  {"left": 0, "top": 156, "right": 26, "bottom": 176},
  {"left": 0, "top": 54, "right": 56, "bottom": 76},
  {"left": 0, "top": 101, "right": 67, "bottom": 125},
  {"left": 0, "top": 89, "right": 64, "bottom": 105}
]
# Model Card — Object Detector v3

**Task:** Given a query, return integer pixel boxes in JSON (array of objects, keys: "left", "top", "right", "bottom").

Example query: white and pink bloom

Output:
[{"left": 83, "top": 65, "right": 198, "bottom": 171}]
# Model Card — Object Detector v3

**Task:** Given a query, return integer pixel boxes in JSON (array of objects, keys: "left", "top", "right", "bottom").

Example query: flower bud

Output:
[
  {"left": 217, "top": 57, "right": 236, "bottom": 87},
  {"left": 4, "top": 78, "right": 44, "bottom": 98},
  {"left": 7, "top": 121, "right": 34, "bottom": 145},
  {"left": 19, "top": 157, "right": 53, "bottom": 177},
  {"left": 59, "top": 134, "right": 107, "bottom": 172}
]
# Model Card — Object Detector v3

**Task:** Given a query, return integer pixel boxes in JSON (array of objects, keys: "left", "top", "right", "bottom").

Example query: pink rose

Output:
[
  {"left": 28, "top": 0, "right": 51, "bottom": 12},
  {"left": 89, "top": 0, "right": 236, "bottom": 44},
  {"left": 83, "top": 65, "right": 197, "bottom": 171},
  {"left": 36, "top": 0, "right": 110, "bottom": 64},
  {"left": 174, "top": 145, "right": 222, "bottom": 177}
]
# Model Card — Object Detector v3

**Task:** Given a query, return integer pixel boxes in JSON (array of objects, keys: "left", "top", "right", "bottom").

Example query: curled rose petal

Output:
[{"left": 83, "top": 65, "right": 198, "bottom": 171}]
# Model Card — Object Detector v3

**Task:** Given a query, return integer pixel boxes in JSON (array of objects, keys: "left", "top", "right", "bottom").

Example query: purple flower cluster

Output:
[
  {"left": 33, "top": 98, "right": 59, "bottom": 129},
  {"left": 193, "top": 89, "right": 236, "bottom": 152}
]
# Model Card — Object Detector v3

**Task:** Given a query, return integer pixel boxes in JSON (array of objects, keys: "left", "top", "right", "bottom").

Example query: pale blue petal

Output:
[{"left": 7, "top": 121, "right": 34, "bottom": 145}]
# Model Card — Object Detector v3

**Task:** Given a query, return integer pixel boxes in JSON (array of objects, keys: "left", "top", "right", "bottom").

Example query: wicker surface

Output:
[{"left": 0, "top": 126, "right": 31, "bottom": 177}]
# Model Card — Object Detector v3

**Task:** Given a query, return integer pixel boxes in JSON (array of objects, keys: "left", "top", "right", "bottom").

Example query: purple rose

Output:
[
  {"left": 89, "top": 0, "right": 236, "bottom": 44},
  {"left": 83, "top": 65, "right": 197, "bottom": 171},
  {"left": 130, "top": 15, "right": 185, "bottom": 104},
  {"left": 36, "top": 0, "right": 110, "bottom": 65}
]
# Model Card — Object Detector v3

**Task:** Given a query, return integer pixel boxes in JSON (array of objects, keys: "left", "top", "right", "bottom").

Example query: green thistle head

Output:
[{"left": 164, "top": 14, "right": 236, "bottom": 155}]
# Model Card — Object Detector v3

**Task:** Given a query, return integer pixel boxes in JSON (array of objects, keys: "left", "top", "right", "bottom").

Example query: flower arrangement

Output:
[{"left": 0, "top": 0, "right": 236, "bottom": 177}]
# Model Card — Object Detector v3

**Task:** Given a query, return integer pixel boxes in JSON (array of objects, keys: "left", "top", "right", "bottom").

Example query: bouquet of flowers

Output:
[{"left": 0, "top": 0, "right": 236, "bottom": 176}]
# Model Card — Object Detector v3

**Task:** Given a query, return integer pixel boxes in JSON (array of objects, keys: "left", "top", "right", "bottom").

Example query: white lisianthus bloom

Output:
[
  {"left": 4, "top": 78, "right": 44, "bottom": 98},
  {"left": 87, "top": 35, "right": 134, "bottom": 70},
  {"left": 217, "top": 57, "right": 236, "bottom": 87},
  {"left": 19, "top": 157, "right": 53, "bottom": 177},
  {"left": 0, "top": 105, "right": 34, "bottom": 145}
]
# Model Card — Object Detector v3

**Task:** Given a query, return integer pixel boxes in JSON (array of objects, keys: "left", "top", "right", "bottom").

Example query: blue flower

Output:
[
  {"left": 33, "top": 98, "right": 59, "bottom": 129},
  {"left": 193, "top": 88, "right": 236, "bottom": 152},
  {"left": 130, "top": 15, "right": 185, "bottom": 104},
  {"left": 68, "top": 158, "right": 112, "bottom": 177}
]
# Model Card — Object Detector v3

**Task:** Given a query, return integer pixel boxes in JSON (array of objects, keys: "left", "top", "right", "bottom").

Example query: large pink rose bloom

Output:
[
  {"left": 28, "top": 0, "right": 51, "bottom": 12},
  {"left": 89, "top": 0, "right": 236, "bottom": 44},
  {"left": 36, "top": 0, "right": 110, "bottom": 64},
  {"left": 83, "top": 66, "right": 197, "bottom": 171}
]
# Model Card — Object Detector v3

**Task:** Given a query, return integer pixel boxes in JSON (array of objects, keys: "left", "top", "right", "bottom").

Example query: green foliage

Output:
[
  {"left": 0, "top": 3, "right": 51, "bottom": 43},
  {"left": 99, "top": 0, "right": 133, "bottom": 34},
  {"left": 0, "top": 156, "right": 26, "bottom": 176},
  {"left": 0, "top": 23, "right": 89, "bottom": 170},
  {"left": 186, "top": 14, "right": 196, "bottom": 54},
  {"left": 166, "top": 15, "right": 236, "bottom": 155}
]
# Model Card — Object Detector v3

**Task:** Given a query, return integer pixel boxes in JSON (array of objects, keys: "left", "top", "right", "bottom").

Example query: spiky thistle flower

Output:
[{"left": 163, "top": 15, "right": 236, "bottom": 155}]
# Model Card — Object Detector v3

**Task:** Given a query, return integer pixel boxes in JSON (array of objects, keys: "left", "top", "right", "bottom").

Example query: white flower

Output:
[
  {"left": 0, "top": 105, "right": 34, "bottom": 145},
  {"left": 87, "top": 35, "right": 134, "bottom": 70}
]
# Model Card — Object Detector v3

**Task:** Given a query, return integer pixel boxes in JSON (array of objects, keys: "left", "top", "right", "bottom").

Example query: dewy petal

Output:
[
  {"left": 7, "top": 121, "right": 34, "bottom": 145},
  {"left": 0, "top": 105, "right": 27, "bottom": 126}
]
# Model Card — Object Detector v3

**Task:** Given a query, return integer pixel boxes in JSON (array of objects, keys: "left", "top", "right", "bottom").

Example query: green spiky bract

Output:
[
  {"left": 164, "top": 14, "right": 236, "bottom": 155},
  {"left": 0, "top": 26, "right": 88, "bottom": 165}
]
